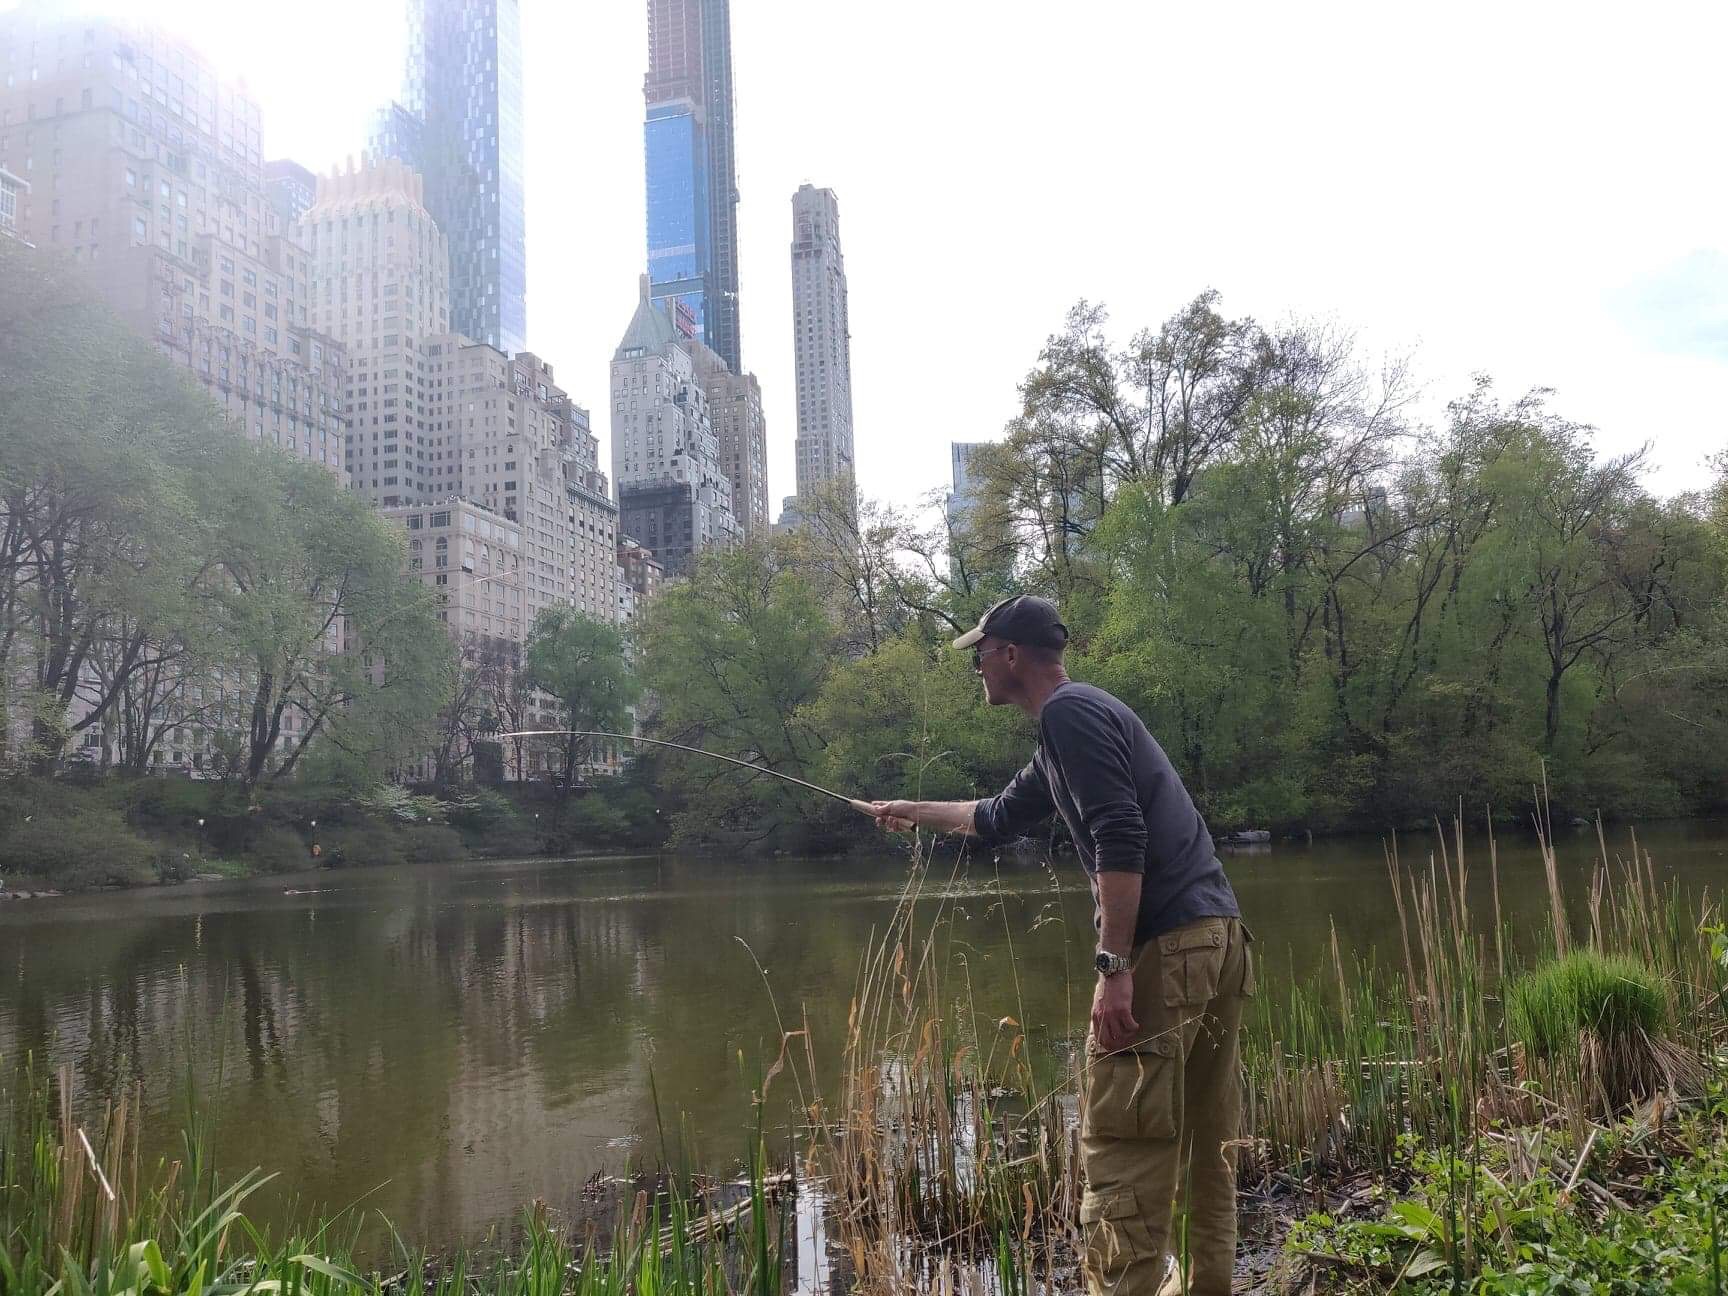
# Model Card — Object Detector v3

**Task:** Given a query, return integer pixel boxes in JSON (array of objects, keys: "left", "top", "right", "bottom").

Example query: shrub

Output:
[
  {"left": 399, "top": 823, "right": 466, "bottom": 864},
  {"left": 0, "top": 813, "right": 157, "bottom": 887},
  {"left": 566, "top": 794, "right": 629, "bottom": 843},
  {"left": 355, "top": 784, "right": 446, "bottom": 823},
  {"left": 250, "top": 825, "right": 312, "bottom": 874},
  {"left": 122, "top": 778, "right": 226, "bottom": 827},
  {"left": 444, "top": 788, "right": 518, "bottom": 833},
  {"left": 316, "top": 823, "right": 405, "bottom": 869}
]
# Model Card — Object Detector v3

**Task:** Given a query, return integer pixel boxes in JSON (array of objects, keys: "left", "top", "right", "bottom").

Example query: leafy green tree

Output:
[
  {"left": 810, "top": 631, "right": 1026, "bottom": 806},
  {"left": 522, "top": 605, "right": 639, "bottom": 786},
  {"left": 0, "top": 241, "right": 217, "bottom": 769},
  {"left": 636, "top": 544, "right": 834, "bottom": 844},
  {"left": 195, "top": 441, "right": 452, "bottom": 788}
]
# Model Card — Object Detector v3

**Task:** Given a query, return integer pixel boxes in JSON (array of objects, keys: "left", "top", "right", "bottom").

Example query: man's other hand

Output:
[
  {"left": 871, "top": 800, "right": 918, "bottom": 832},
  {"left": 1090, "top": 970, "right": 1140, "bottom": 1054}
]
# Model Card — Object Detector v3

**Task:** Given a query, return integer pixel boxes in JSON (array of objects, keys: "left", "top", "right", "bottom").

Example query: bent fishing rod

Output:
[{"left": 490, "top": 729, "right": 879, "bottom": 816}]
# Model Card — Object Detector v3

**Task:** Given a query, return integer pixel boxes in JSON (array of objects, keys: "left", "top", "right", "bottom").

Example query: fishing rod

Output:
[{"left": 489, "top": 729, "right": 878, "bottom": 816}]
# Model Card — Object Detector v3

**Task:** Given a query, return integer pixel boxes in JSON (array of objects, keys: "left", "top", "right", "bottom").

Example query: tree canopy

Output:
[
  {"left": 633, "top": 294, "right": 1728, "bottom": 838},
  {"left": 1, "top": 240, "right": 451, "bottom": 786}
]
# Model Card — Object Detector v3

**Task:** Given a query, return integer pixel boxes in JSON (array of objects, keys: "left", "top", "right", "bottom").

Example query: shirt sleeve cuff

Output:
[
  {"left": 1092, "top": 848, "right": 1147, "bottom": 873},
  {"left": 971, "top": 799, "right": 993, "bottom": 840}
]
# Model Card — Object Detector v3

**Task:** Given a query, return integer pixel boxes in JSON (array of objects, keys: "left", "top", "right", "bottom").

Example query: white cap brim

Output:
[{"left": 951, "top": 625, "right": 987, "bottom": 650}]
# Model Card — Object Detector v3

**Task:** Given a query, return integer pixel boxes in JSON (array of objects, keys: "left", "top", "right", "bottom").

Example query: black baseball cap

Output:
[{"left": 952, "top": 595, "right": 1069, "bottom": 651}]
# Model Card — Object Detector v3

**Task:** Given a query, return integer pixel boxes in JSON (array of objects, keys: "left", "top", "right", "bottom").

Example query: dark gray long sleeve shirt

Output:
[{"left": 972, "top": 680, "right": 1239, "bottom": 946}]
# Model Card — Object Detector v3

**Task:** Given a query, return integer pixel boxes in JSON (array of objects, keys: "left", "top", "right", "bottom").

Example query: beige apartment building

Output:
[
  {"left": 296, "top": 157, "right": 449, "bottom": 507},
  {"left": 616, "top": 539, "right": 664, "bottom": 624},
  {"left": 0, "top": 10, "right": 347, "bottom": 478},
  {"left": 611, "top": 278, "right": 742, "bottom": 576},
  {"left": 690, "top": 341, "right": 770, "bottom": 540},
  {"left": 297, "top": 158, "right": 623, "bottom": 629}
]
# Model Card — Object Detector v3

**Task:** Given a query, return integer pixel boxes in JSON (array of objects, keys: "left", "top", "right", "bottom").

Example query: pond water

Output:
[{"left": 3, "top": 821, "right": 1723, "bottom": 1253}]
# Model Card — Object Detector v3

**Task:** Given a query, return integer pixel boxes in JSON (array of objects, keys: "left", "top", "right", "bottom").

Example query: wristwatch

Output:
[{"left": 1094, "top": 949, "right": 1131, "bottom": 978}]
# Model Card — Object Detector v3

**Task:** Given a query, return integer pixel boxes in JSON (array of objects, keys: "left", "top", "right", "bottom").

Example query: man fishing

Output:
[{"left": 869, "top": 594, "right": 1252, "bottom": 1296}]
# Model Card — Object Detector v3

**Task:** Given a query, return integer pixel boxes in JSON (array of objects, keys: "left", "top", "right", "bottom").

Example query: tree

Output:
[
  {"left": 636, "top": 544, "right": 834, "bottom": 843},
  {"left": 780, "top": 479, "right": 911, "bottom": 657},
  {"left": 196, "top": 443, "right": 452, "bottom": 788},
  {"left": 522, "top": 606, "right": 638, "bottom": 787},
  {"left": 810, "top": 630, "right": 1026, "bottom": 807},
  {"left": 430, "top": 637, "right": 518, "bottom": 787},
  {"left": 0, "top": 240, "right": 217, "bottom": 769}
]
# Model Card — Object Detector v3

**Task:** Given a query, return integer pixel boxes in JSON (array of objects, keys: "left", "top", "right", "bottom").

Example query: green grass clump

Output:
[{"left": 1505, "top": 950, "right": 1666, "bottom": 1059}]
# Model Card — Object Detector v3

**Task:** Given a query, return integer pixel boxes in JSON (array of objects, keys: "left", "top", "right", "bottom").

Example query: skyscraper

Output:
[
  {"left": 296, "top": 158, "right": 450, "bottom": 508},
  {"left": 691, "top": 346, "right": 770, "bottom": 540},
  {"left": 789, "top": 184, "right": 856, "bottom": 512},
  {"left": 947, "top": 441, "right": 990, "bottom": 534},
  {"left": 264, "top": 159, "right": 317, "bottom": 228},
  {"left": 611, "top": 276, "right": 741, "bottom": 576},
  {"left": 370, "top": 0, "right": 526, "bottom": 355},
  {"left": 643, "top": 0, "right": 741, "bottom": 372}
]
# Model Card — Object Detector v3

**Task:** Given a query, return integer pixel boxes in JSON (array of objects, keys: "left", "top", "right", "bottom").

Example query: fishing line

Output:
[{"left": 489, "top": 729, "right": 877, "bottom": 815}]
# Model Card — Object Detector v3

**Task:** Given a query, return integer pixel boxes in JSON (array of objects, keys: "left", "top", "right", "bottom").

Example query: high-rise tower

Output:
[
  {"left": 789, "top": 184, "right": 855, "bottom": 513},
  {"left": 370, "top": 0, "right": 526, "bottom": 355},
  {"left": 643, "top": 0, "right": 741, "bottom": 372},
  {"left": 611, "top": 277, "right": 741, "bottom": 576},
  {"left": 296, "top": 158, "right": 450, "bottom": 507}
]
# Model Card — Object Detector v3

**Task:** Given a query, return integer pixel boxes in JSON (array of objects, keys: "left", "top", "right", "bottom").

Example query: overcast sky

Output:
[{"left": 20, "top": 0, "right": 1728, "bottom": 511}]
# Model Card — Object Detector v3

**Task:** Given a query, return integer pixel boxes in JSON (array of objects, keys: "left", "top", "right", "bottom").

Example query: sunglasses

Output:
[{"left": 972, "top": 644, "right": 1010, "bottom": 673}]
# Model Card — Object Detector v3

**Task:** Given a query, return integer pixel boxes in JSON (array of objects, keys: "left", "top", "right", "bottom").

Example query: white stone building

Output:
[{"left": 610, "top": 278, "right": 741, "bottom": 576}]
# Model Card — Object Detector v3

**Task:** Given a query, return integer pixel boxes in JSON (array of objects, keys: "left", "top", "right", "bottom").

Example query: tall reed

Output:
[
  {"left": 1241, "top": 814, "right": 1723, "bottom": 1180},
  {"left": 801, "top": 843, "right": 1082, "bottom": 1292}
]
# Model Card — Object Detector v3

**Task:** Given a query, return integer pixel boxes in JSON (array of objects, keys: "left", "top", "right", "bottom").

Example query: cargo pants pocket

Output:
[
  {"left": 1160, "top": 917, "right": 1228, "bottom": 1006},
  {"left": 1080, "top": 1186, "right": 1156, "bottom": 1288},
  {"left": 1082, "top": 1045, "right": 1177, "bottom": 1141}
]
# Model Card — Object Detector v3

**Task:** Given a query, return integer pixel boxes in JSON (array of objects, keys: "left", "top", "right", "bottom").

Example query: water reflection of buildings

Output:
[{"left": 0, "top": 871, "right": 823, "bottom": 1247}]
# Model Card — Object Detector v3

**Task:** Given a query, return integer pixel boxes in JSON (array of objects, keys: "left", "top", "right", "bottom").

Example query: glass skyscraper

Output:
[
  {"left": 371, "top": 0, "right": 527, "bottom": 355},
  {"left": 643, "top": 0, "right": 741, "bottom": 373}
]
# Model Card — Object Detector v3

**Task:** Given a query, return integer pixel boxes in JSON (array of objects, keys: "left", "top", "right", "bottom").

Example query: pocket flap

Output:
[
  {"left": 1161, "top": 920, "right": 1225, "bottom": 953},
  {"left": 1079, "top": 1187, "right": 1139, "bottom": 1225}
]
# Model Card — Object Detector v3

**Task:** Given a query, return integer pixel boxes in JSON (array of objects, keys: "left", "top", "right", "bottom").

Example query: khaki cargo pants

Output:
[{"left": 1080, "top": 915, "right": 1254, "bottom": 1296}]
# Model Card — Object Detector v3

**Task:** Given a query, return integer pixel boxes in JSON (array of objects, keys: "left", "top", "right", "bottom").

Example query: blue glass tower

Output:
[
  {"left": 371, "top": 0, "right": 527, "bottom": 355},
  {"left": 643, "top": 0, "right": 740, "bottom": 373},
  {"left": 645, "top": 103, "right": 710, "bottom": 333}
]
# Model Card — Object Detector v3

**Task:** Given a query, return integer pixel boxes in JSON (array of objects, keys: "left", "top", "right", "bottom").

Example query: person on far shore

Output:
[{"left": 870, "top": 595, "right": 1253, "bottom": 1296}]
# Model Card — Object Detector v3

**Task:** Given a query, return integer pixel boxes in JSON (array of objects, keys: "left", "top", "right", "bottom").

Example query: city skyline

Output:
[
  {"left": 369, "top": 0, "right": 527, "bottom": 356},
  {"left": 0, "top": 0, "right": 1723, "bottom": 514}
]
